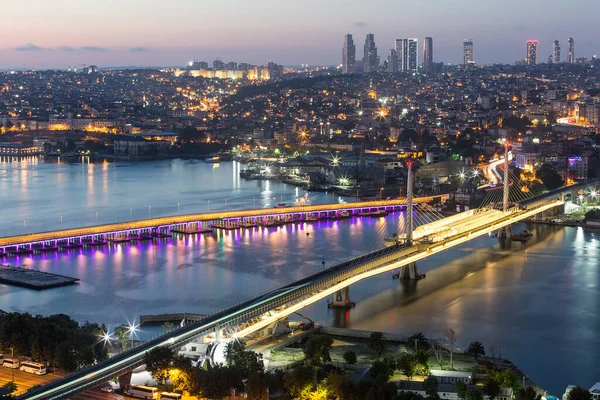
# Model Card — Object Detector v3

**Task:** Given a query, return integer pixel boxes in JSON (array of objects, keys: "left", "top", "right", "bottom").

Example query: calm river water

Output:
[{"left": 0, "top": 157, "right": 597, "bottom": 395}]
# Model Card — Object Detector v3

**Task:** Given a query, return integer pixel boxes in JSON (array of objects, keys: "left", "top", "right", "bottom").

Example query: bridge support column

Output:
[
  {"left": 393, "top": 262, "right": 425, "bottom": 280},
  {"left": 215, "top": 324, "right": 221, "bottom": 342},
  {"left": 498, "top": 142, "right": 512, "bottom": 239},
  {"left": 119, "top": 371, "right": 132, "bottom": 391},
  {"left": 328, "top": 287, "right": 355, "bottom": 309}
]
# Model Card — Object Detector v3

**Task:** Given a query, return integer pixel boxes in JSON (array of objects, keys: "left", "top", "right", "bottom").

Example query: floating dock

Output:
[{"left": 0, "top": 265, "right": 79, "bottom": 290}]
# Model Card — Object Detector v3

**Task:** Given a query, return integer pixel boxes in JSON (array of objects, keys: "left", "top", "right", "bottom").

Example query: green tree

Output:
[
  {"left": 398, "top": 391, "right": 425, "bottom": 400},
  {"left": 114, "top": 325, "right": 130, "bottom": 349},
  {"left": 454, "top": 381, "right": 468, "bottom": 400},
  {"left": 303, "top": 334, "right": 333, "bottom": 366},
  {"left": 2, "top": 381, "right": 17, "bottom": 393},
  {"left": 485, "top": 379, "right": 501, "bottom": 400},
  {"left": 326, "top": 371, "right": 357, "bottom": 400},
  {"left": 422, "top": 374, "right": 440, "bottom": 400},
  {"left": 343, "top": 350, "right": 357, "bottom": 365},
  {"left": 145, "top": 347, "right": 175, "bottom": 384},
  {"left": 408, "top": 332, "right": 430, "bottom": 351},
  {"left": 466, "top": 389, "right": 484, "bottom": 400},
  {"left": 515, "top": 387, "right": 542, "bottom": 400},
  {"left": 414, "top": 350, "right": 430, "bottom": 375},
  {"left": 567, "top": 387, "right": 592, "bottom": 400},
  {"left": 246, "top": 373, "right": 268, "bottom": 400},
  {"left": 370, "top": 360, "right": 393, "bottom": 386},
  {"left": 368, "top": 332, "right": 387, "bottom": 359},
  {"left": 191, "top": 365, "right": 240, "bottom": 400},
  {"left": 397, "top": 353, "right": 417, "bottom": 380},
  {"left": 467, "top": 341, "right": 485, "bottom": 360},
  {"left": 161, "top": 321, "right": 174, "bottom": 333},
  {"left": 284, "top": 365, "right": 316, "bottom": 399},
  {"left": 536, "top": 164, "right": 564, "bottom": 190}
]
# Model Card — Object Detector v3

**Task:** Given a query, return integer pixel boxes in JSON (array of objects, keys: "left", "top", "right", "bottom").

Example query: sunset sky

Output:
[{"left": 1, "top": 0, "right": 598, "bottom": 69}]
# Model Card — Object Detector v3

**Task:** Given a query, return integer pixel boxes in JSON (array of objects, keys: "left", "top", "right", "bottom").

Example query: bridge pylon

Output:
[
  {"left": 498, "top": 142, "right": 513, "bottom": 239},
  {"left": 328, "top": 287, "right": 355, "bottom": 309},
  {"left": 119, "top": 371, "right": 132, "bottom": 392},
  {"left": 392, "top": 163, "right": 424, "bottom": 281}
]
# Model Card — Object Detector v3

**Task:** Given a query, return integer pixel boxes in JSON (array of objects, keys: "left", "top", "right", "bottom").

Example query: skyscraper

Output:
[
  {"left": 568, "top": 37, "right": 575, "bottom": 63},
  {"left": 526, "top": 40, "right": 538, "bottom": 65},
  {"left": 463, "top": 39, "right": 474, "bottom": 65},
  {"left": 342, "top": 34, "right": 356, "bottom": 74},
  {"left": 363, "top": 33, "right": 379, "bottom": 73},
  {"left": 395, "top": 38, "right": 418, "bottom": 72},
  {"left": 387, "top": 49, "right": 398, "bottom": 73},
  {"left": 553, "top": 40, "right": 561, "bottom": 63},
  {"left": 423, "top": 37, "right": 433, "bottom": 73}
]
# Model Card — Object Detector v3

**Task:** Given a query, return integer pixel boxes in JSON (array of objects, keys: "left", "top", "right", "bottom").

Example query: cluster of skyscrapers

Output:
[
  {"left": 343, "top": 33, "right": 476, "bottom": 74},
  {"left": 526, "top": 38, "right": 575, "bottom": 65},
  {"left": 343, "top": 34, "right": 578, "bottom": 72}
]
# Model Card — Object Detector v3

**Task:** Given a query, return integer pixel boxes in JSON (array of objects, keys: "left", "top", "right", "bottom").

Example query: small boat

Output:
[
  {"left": 205, "top": 156, "right": 220, "bottom": 163},
  {"left": 275, "top": 203, "right": 288, "bottom": 208},
  {"left": 510, "top": 230, "right": 533, "bottom": 242}
]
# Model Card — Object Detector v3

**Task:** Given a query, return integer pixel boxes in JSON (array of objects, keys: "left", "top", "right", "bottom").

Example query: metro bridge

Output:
[
  {"left": 22, "top": 163, "right": 597, "bottom": 399},
  {"left": 0, "top": 197, "right": 440, "bottom": 257}
]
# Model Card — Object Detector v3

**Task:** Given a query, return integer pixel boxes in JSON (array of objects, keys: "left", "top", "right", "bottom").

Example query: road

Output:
[
  {"left": 0, "top": 366, "right": 68, "bottom": 397},
  {"left": 483, "top": 153, "right": 512, "bottom": 185}
]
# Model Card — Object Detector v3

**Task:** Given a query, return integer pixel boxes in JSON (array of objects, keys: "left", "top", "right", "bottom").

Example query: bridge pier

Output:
[
  {"left": 328, "top": 287, "right": 355, "bottom": 309},
  {"left": 118, "top": 371, "right": 132, "bottom": 391},
  {"left": 393, "top": 262, "right": 425, "bottom": 280}
]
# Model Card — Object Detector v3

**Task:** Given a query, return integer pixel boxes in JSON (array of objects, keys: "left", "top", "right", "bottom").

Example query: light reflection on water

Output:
[{"left": 0, "top": 158, "right": 598, "bottom": 394}]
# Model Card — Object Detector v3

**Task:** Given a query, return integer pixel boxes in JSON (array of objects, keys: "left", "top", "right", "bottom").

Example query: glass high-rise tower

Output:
[
  {"left": 363, "top": 33, "right": 379, "bottom": 73},
  {"left": 553, "top": 40, "right": 561, "bottom": 63},
  {"left": 568, "top": 38, "right": 575, "bottom": 63},
  {"left": 423, "top": 37, "right": 433, "bottom": 73},
  {"left": 342, "top": 34, "right": 356, "bottom": 74},
  {"left": 463, "top": 39, "right": 474, "bottom": 65},
  {"left": 526, "top": 40, "right": 538, "bottom": 65},
  {"left": 395, "top": 38, "right": 418, "bottom": 72}
]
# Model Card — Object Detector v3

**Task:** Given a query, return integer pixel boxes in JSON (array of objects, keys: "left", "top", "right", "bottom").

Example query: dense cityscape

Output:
[{"left": 0, "top": 3, "right": 599, "bottom": 400}]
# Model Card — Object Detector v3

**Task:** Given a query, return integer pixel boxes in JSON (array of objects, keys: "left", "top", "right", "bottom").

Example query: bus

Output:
[
  {"left": 160, "top": 393, "right": 182, "bottom": 400},
  {"left": 127, "top": 385, "right": 159, "bottom": 399},
  {"left": 2, "top": 358, "right": 19, "bottom": 369},
  {"left": 20, "top": 361, "right": 47, "bottom": 375}
]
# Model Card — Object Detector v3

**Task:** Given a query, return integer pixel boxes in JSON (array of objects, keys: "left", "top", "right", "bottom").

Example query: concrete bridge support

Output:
[
  {"left": 393, "top": 262, "right": 424, "bottom": 280},
  {"left": 118, "top": 371, "right": 132, "bottom": 391},
  {"left": 328, "top": 287, "right": 355, "bottom": 309}
]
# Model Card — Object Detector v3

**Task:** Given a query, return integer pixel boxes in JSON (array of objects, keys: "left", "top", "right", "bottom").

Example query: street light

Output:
[
  {"left": 380, "top": 187, "right": 384, "bottom": 200},
  {"left": 128, "top": 323, "right": 139, "bottom": 349}
]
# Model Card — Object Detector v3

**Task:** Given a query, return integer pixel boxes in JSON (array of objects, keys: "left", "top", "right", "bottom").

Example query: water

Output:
[{"left": 0, "top": 157, "right": 598, "bottom": 395}]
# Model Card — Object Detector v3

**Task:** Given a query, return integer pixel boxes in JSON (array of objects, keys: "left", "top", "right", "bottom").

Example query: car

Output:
[{"left": 100, "top": 386, "right": 113, "bottom": 393}]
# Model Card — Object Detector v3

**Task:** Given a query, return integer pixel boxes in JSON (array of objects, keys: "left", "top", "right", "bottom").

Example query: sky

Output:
[{"left": 0, "top": 0, "right": 599, "bottom": 69}]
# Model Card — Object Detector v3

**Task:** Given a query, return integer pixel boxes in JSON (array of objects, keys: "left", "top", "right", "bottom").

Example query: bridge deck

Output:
[{"left": 0, "top": 198, "right": 441, "bottom": 248}]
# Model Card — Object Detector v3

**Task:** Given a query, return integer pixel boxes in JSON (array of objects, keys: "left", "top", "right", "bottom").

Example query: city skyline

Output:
[{"left": 0, "top": 0, "right": 599, "bottom": 69}]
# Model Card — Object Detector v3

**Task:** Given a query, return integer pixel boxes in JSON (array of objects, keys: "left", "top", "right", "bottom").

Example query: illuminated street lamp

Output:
[
  {"left": 472, "top": 169, "right": 480, "bottom": 178},
  {"left": 128, "top": 323, "right": 139, "bottom": 349},
  {"left": 380, "top": 187, "right": 384, "bottom": 200},
  {"left": 330, "top": 156, "right": 340, "bottom": 167}
]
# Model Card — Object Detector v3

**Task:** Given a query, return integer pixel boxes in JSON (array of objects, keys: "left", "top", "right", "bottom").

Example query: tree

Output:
[
  {"left": 567, "top": 387, "right": 593, "bottom": 400},
  {"left": 487, "top": 369, "right": 521, "bottom": 391},
  {"left": 114, "top": 325, "right": 130, "bottom": 349},
  {"left": 536, "top": 164, "right": 564, "bottom": 190},
  {"left": 170, "top": 355, "right": 193, "bottom": 392},
  {"left": 432, "top": 344, "right": 445, "bottom": 370},
  {"left": 397, "top": 353, "right": 417, "bottom": 380},
  {"left": 246, "top": 373, "right": 268, "bottom": 400},
  {"left": 414, "top": 350, "right": 430, "bottom": 375},
  {"left": 467, "top": 341, "right": 485, "bottom": 360},
  {"left": 443, "top": 329, "right": 458, "bottom": 370},
  {"left": 343, "top": 350, "right": 357, "bottom": 365},
  {"left": 398, "top": 392, "right": 425, "bottom": 400},
  {"left": 454, "top": 381, "right": 468, "bottom": 400},
  {"left": 161, "top": 322, "right": 174, "bottom": 333},
  {"left": 485, "top": 379, "right": 501, "bottom": 400},
  {"left": 303, "top": 334, "right": 333, "bottom": 366},
  {"left": 145, "top": 347, "right": 175, "bottom": 384},
  {"left": 466, "top": 389, "right": 484, "bottom": 400},
  {"left": 191, "top": 365, "right": 240, "bottom": 400},
  {"left": 283, "top": 365, "right": 316, "bottom": 399},
  {"left": 368, "top": 332, "right": 387, "bottom": 359},
  {"left": 515, "top": 387, "right": 543, "bottom": 400},
  {"left": 422, "top": 374, "right": 440, "bottom": 400},
  {"left": 2, "top": 382, "right": 17, "bottom": 393},
  {"left": 370, "top": 360, "right": 393, "bottom": 386},
  {"left": 408, "top": 333, "right": 430, "bottom": 351},
  {"left": 326, "top": 371, "right": 357, "bottom": 400}
]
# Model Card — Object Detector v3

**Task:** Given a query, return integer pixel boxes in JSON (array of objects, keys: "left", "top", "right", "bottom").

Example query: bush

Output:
[{"left": 343, "top": 350, "right": 357, "bottom": 365}]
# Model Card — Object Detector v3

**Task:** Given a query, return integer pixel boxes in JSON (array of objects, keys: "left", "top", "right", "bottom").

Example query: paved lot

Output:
[{"left": 0, "top": 365, "right": 68, "bottom": 396}]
